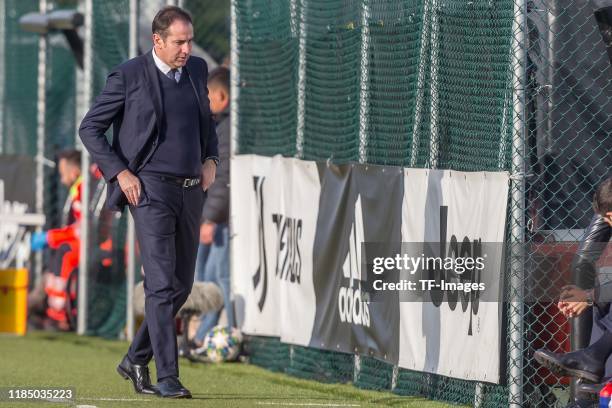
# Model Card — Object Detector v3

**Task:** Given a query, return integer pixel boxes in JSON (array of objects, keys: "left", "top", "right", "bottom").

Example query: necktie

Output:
[{"left": 167, "top": 69, "right": 179, "bottom": 83}]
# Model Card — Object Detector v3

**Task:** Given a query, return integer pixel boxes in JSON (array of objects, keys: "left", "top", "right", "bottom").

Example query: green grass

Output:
[{"left": 0, "top": 332, "right": 459, "bottom": 407}]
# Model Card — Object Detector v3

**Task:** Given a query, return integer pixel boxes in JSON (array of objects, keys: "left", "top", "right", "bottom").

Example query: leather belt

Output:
[{"left": 156, "top": 174, "right": 201, "bottom": 188}]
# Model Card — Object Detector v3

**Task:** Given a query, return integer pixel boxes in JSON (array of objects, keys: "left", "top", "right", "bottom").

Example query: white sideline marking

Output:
[
  {"left": 77, "top": 397, "right": 148, "bottom": 402},
  {"left": 77, "top": 398, "right": 361, "bottom": 406},
  {"left": 256, "top": 404, "right": 360, "bottom": 407}
]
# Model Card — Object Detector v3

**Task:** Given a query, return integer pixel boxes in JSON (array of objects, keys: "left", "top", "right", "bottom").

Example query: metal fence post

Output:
[
  {"left": 229, "top": 0, "right": 240, "bottom": 326},
  {"left": 428, "top": 0, "right": 440, "bottom": 169},
  {"left": 357, "top": 0, "right": 370, "bottom": 165},
  {"left": 126, "top": 0, "right": 138, "bottom": 342},
  {"left": 230, "top": 0, "right": 239, "bottom": 158},
  {"left": 354, "top": 0, "right": 371, "bottom": 379},
  {"left": 77, "top": 0, "right": 93, "bottom": 336},
  {"left": 294, "top": 0, "right": 307, "bottom": 159},
  {"left": 410, "top": 0, "right": 432, "bottom": 167},
  {"left": 508, "top": 0, "right": 527, "bottom": 404},
  {"left": 34, "top": 0, "right": 48, "bottom": 289}
]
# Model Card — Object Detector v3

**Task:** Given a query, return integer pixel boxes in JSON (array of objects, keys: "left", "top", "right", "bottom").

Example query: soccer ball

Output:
[{"left": 201, "top": 325, "right": 243, "bottom": 363}]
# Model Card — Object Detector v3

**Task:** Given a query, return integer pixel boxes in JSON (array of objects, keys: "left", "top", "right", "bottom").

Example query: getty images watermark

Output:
[
  {"left": 360, "top": 242, "right": 505, "bottom": 302},
  {"left": 371, "top": 252, "right": 486, "bottom": 293}
]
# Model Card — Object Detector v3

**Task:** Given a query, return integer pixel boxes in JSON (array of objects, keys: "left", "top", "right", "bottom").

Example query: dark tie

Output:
[{"left": 167, "top": 69, "right": 178, "bottom": 83}]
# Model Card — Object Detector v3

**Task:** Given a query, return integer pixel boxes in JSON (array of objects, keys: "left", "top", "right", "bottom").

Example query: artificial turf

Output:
[{"left": 0, "top": 331, "right": 460, "bottom": 407}]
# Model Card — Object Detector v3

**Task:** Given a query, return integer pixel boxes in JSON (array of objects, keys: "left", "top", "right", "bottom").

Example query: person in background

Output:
[
  {"left": 191, "top": 66, "right": 233, "bottom": 352},
  {"left": 535, "top": 177, "right": 611, "bottom": 407},
  {"left": 30, "top": 149, "right": 82, "bottom": 330}
]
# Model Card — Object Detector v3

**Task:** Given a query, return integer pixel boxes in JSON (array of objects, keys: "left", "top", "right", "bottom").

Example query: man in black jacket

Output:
[
  {"left": 192, "top": 67, "right": 234, "bottom": 346},
  {"left": 535, "top": 178, "right": 611, "bottom": 404}
]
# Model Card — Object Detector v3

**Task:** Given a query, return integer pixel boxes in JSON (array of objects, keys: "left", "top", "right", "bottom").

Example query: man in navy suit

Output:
[{"left": 79, "top": 6, "right": 218, "bottom": 398}]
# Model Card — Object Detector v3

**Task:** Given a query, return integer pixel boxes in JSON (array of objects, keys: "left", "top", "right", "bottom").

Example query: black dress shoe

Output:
[
  {"left": 534, "top": 349, "right": 604, "bottom": 383},
  {"left": 116, "top": 355, "right": 157, "bottom": 395},
  {"left": 156, "top": 376, "right": 192, "bottom": 399}
]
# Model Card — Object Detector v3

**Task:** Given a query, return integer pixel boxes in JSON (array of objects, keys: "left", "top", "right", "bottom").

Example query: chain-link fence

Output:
[{"left": 234, "top": 0, "right": 611, "bottom": 406}]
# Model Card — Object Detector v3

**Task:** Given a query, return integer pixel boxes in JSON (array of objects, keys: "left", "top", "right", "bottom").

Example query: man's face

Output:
[
  {"left": 208, "top": 85, "right": 229, "bottom": 114},
  {"left": 58, "top": 159, "right": 80, "bottom": 188},
  {"left": 153, "top": 19, "right": 193, "bottom": 69}
]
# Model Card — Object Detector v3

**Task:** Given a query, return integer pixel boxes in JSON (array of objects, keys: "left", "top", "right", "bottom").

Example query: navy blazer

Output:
[{"left": 78, "top": 50, "right": 219, "bottom": 212}]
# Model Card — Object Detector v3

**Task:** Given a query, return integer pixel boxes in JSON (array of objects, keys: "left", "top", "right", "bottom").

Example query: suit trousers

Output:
[{"left": 127, "top": 173, "right": 204, "bottom": 380}]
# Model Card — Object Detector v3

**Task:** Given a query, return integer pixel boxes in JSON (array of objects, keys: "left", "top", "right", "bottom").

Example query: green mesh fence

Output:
[
  {"left": 184, "top": 0, "right": 230, "bottom": 63},
  {"left": 92, "top": 0, "right": 130, "bottom": 97},
  {"left": 354, "top": 356, "right": 393, "bottom": 391},
  {"left": 366, "top": 0, "right": 424, "bottom": 167},
  {"left": 234, "top": 0, "right": 297, "bottom": 157},
  {"left": 434, "top": 0, "right": 514, "bottom": 172},
  {"left": 1, "top": 0, "right": 39, "bottom": 156},
  {"left": 84, "top": 0, "right": 131, "bottom": 338},
  {"left": 2, "top": 0, "right": 80, "bottom": 266},
  {"left": 243, "top": 335, "right": 291, "bottom": 372},
  {"left": 235, "top": 0, "right": 611, "bottom": 406},
  {"left": 1, "top": 0, "right": 131, "bottom": 338},
  {"left": 45, "top": 0, "right": 78, "bottom": 230},
  {"left": 287, "top": 347, "right": 355, "bottom": 384},
  {"left": 301, "top": 1, "right": 361, "bottom": 162}
]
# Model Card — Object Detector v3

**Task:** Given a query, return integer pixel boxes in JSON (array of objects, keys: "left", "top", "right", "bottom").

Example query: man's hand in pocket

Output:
[{"left": 117, "top": 169, "right": 141, "bottom": 206}]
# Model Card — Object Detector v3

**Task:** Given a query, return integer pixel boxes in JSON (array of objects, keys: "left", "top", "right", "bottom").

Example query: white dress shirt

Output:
[{"left": 152, "top": 48, "right": 182, "bottom": 82}]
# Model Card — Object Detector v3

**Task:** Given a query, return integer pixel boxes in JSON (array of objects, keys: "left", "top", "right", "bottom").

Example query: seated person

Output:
[{"left": 535, "top": 178, "right": 612, "bottom": 395}]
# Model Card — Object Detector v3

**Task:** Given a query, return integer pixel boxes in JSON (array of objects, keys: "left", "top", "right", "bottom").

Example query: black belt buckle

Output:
[{"left": 183, "top": 178, "right": 199, "bottom": 188}]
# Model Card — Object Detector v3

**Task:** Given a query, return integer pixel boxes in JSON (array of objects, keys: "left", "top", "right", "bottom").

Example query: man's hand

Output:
[
  {"left": 558, "top": 285, "right": 592, "bottom": 318},
  {"left": 117, "top": 169, "right": 141, "bottom": 206},
  {"left": 200, "top": 222, "right": 216, "bottom": 245},
  {"left": 201, "top": 160, "right": 217, "bottom": 191}
]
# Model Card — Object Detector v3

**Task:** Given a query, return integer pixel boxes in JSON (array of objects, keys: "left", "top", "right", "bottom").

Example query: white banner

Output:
[
  {"left": 398, "top": 168, "right": 509, "bottom": 382},
  {"left": 231, "top": 155, "right": 509, "bottom": 382},
  {"left": 231, "top": 155, "right": 319, "bottom": 345}
]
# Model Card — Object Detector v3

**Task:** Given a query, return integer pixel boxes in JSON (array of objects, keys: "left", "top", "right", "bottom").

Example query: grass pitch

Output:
[{"left": 0, "top": 331, "right": 459, "bottom": 407}]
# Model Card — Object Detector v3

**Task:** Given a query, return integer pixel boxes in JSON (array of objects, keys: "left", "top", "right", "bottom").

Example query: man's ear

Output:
[
  {"left": 152, "top": 33, "right": 163, "bottom": 48},
  {"left": 220, "top": 89, "right": 230, "bottom": 110}
]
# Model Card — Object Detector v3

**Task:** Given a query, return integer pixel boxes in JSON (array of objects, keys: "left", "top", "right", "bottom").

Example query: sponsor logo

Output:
[
  {"left": 424, "top": 205, "right": 482, "bottom": 335},
  {"left": 272, "top": 214, "right": 302, "bottom": 283},
  {"left": 252, "top": 176, "right": 268, "bottom": 311},
  {"left": 252, "top": 177, "right": 304, "bottom": 311},
  {"left": 338, "top": 195, "right": 370, "bottom": 327}
]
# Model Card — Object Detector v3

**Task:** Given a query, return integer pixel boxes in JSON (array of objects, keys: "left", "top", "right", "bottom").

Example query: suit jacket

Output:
[{"left": 78, "top": 50, "right": 219, "bottom": 212}]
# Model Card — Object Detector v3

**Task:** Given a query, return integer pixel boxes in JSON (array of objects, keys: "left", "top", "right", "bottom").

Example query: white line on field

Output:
[
  {"left": 77, "top": 397, "right": 149, "bottom": 401},
  {"left": 75, "top": 398, "right": 361, "bottom": 406},
  {"left": 256, "top": 403, "right": 360, "bottom": 407}
]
